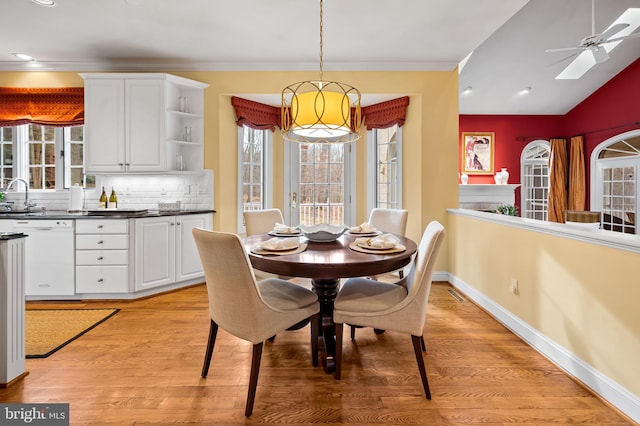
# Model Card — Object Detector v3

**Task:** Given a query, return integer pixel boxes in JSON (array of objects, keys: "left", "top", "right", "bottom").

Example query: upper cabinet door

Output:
[
  {"left": 125, "top": 79, "right": 166, "bottom": 172},
  {"left": 84, "top": 79, "right": 126, "bottom": 173}
]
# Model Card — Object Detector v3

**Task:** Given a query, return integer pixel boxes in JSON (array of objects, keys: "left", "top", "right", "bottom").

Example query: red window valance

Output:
[
  {"left": 0, "top": 87, "right": 84, "bottom": 128},
  {"left": 361, "top": 96, "right": 410, "bottom": 130},
  {"left": 231, "top": 95, "right": 409, "bottom": 132},
  {"left": 231, "top": 96, "right": 281, "bottom": 131}
]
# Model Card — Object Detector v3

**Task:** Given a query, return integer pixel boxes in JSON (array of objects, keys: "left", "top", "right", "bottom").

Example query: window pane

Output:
[
  {"left": 69, "top": 144, "right": 83, "bottom": 166},
  {"left": 29, "top": 144, "right": 43, "bottom": 164},
  {"left": 45, "top": 143, "right": 55, "bottom": 165}
]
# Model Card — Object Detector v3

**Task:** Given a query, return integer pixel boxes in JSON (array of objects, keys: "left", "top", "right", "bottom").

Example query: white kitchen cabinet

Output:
[
  {"left": 75, "top": 219, "right": 131, "bottom": 294},
  {"left": 176, "top": 213, "right": 211, "bottom": 281},
  {"left": 134, "top": 213, "right": 211, "bottom": 291},
  {"left": 81, "top": 73, "right": 208, "bottom": 174}
]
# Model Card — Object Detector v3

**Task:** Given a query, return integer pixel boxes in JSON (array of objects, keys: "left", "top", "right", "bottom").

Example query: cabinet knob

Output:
[
  {"left": 97, "top": 240, "right": 104, "bottom": 245},
  {"left": 176, "top": 221, "right": 181, "bottom": 225},
  {"left": 97, "top": 225, "right": 104, "bottom": 229},
  {"left": 97, "top": 256, "right": 104, "bottom": 261},
  {"left": 97, "top": 278, "right": 104, "bottom": 283}
]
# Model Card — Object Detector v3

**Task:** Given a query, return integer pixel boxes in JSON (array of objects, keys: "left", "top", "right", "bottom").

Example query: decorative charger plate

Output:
[
  {"left": 349, "top": 242, "right": 406, "bottom": 254},
  {"left": 251, "top": 243, "right": 308, "bottom": 256}
]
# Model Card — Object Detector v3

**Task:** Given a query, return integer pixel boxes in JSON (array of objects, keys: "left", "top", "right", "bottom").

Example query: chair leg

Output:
[
  {"left": 201, "top": 320, "right": 218, "bottom": 378},
  {"left": 245, "top": 342, "right": 263, "bottom": 417},
  {"left": 411, "top": 335, "right": 431, "bottom": 399},
  {"left": 310, "top": 313, "right": 320, "bottom": 367},
  {"left": 421, "top": 335, "right": 426, "bottom": 352},
  {"left": 334, "top": 323, "right": 344, "bottom": 380}
]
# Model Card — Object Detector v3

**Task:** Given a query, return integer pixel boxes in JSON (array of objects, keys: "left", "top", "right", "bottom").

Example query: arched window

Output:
[
  {"left": 520, "top": 140, "right": 550, "bottom": 220},
  {"left": 591, "top": 130, "right": 640, "bottom": 234}
]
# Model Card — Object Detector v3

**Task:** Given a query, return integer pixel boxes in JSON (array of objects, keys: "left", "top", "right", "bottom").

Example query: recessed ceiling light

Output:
[
  {"left": 31, "top": 0, "right": 55, "bottom": 6},
  {"left": 13, "top": 53, "right": 36, "bottom": 61},
  {"left": 462, "top": 86, "right": 473, "bottom": 94},
  {"left": 520, "top": 87, "right": 532, "bottom": 95}
]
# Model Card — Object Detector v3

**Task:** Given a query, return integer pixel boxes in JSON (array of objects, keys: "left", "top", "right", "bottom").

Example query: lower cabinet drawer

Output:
[
  {"left": 76, "top": 234, "right": 128, "bottom": 250},
  {"left": 76, "top": 250, "right": 128, "bottom": 265},
  {"left": 76, "top": 266, "right": 129, "bottom": 293}
]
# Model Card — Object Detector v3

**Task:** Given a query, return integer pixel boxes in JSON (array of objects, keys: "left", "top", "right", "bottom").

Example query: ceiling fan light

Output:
[{"left": 591, "top": 47, "right": 609, "bottom": 64}]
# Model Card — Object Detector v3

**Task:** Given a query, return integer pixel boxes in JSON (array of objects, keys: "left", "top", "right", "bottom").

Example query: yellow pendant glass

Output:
[{"left": 291, "top": 90, "right": 351, "bottom": 138}]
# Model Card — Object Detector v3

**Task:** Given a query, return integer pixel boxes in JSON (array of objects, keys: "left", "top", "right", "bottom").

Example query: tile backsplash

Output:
[{"left": 4, "top": 170, "right": 214, "bottom": 212}]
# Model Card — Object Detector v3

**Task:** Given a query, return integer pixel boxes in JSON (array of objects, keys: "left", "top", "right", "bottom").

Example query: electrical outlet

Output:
[{"left": 510, "top": 278, "right": 519, "bottom": 295}]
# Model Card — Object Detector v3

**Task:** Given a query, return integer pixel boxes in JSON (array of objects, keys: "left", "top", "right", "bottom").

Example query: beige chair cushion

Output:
[
  {"left": 259, "top": 278, "right": 318, "bottom": 310},
  {"left": 334, "top": 278, "right": 407, "bottom": 313}
]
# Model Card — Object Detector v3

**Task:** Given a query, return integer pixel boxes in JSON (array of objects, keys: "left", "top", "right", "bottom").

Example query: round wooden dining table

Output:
[{"left": 244, "top": 232, "right": 417, "bottom": 373}]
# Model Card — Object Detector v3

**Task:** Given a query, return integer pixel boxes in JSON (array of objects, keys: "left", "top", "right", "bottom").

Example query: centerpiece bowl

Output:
[{"left": 299, "top": 223, "right": 347, "bottom": 242}]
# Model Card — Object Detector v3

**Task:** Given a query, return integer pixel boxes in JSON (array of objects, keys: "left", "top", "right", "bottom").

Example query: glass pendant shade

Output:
[{"left": 282, "top": 80, "right": 361, "bottom": 143}]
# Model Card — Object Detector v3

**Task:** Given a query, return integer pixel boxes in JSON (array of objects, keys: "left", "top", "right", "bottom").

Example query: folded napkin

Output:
[
  {"left": 274, "top": 223, "right": 297, "bottom": 233},
  {"left": 350, "top": 222, "right": 377, "bottom": 233},
  {"left": 261, "top": 237, "right": 299, "bottom": 251},
  {"left": 355, "top": 233, "right": 399, "bottom": 249}
]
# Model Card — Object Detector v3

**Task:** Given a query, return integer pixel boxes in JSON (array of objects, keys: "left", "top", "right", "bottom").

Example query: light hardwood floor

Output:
[{"left": 1, "top": 282, "right": 633, "bottom": 425}]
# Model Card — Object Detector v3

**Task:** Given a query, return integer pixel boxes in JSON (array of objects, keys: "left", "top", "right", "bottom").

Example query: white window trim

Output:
[
  {"left": 590, "top": 129, "right": 640, "bottom": 211},
  {"left": 236, "top": 126, "right": 273, "bottom": 234},
  {"left": 520, "top": 139, "right": 550, "bottom": 220},
  {"left": 367, "top": 125, "right": 403, "bottom": 213}
]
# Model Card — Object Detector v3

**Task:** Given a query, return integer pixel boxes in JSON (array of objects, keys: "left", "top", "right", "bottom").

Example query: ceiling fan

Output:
[{"left": 546, "top": 0, "right": 640, "bottom": 68}]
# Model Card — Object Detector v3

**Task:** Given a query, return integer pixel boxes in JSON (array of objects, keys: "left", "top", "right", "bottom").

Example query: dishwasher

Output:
[{"left": 12, "top": 219, "right": 75, "bottom": 297}]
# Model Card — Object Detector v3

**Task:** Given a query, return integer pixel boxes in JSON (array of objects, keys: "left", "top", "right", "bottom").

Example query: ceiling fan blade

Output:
[
  {"left": 545, "top": 47, "right": 583, "bottom": 53},
  {"left": 596, "top": 23, "right": 631, "bottom": 43},
  {"left": 548, "top": 52, "right": 580, "bottom": 66},
  {"left": 602, "top": 32, "right": 640, "bottom": 44}
]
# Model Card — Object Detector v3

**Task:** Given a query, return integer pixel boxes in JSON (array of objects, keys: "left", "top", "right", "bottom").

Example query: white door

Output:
[{"left": 285, "top": 142, "right": 355, "bottom": 226}]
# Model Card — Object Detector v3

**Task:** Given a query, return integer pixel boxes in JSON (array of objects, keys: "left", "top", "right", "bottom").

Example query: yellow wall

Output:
[
  {"left": 0, "top": 69, "right": 459, "bottom": 271},
  {"left": 448, "top": 212, "right": 640, "bottom": 396}
]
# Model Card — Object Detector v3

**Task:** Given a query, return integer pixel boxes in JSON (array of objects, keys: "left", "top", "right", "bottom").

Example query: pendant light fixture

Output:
[{"left": 281, "top": 0, "right": 362, "bottom": 143}]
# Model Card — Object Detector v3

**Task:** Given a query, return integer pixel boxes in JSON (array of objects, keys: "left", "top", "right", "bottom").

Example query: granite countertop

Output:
[{"left": 0, "top": 209, "right": 215, "bottom": 220}]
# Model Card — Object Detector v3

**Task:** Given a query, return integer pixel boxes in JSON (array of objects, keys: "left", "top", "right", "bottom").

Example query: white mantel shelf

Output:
[{"left": 459, "top": 183, "right": 520, "bottom": 211}]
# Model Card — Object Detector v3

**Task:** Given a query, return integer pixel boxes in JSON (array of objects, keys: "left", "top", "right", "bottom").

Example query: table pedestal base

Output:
[{"left": 311, "top": 278, "right": 340, "bottom": 374}]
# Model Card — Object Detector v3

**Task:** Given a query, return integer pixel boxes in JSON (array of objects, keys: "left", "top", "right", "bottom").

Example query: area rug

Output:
[{"left": 25, "top": 308, "right": 120, "bottom": 358}]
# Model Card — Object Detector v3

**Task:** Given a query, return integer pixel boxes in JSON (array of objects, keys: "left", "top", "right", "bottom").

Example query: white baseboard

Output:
[{"left": 438, "top": 272, "right": 640, "bottom": 424}]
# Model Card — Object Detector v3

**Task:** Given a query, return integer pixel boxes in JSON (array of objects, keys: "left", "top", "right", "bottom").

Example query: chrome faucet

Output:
[{"left": 6, "top": 178, "right": 37, "bottom": 211}]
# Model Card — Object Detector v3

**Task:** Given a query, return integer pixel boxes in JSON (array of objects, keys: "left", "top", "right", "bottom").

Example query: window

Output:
[
  {"left": 520, "top": 140, "right": 550, "bottom": 220},
  {"left": 1, "top": 124, "right": 93, "bottom": 190},
  {"left": 237, "top": 125, "right": 273, "bottom": 233},
  {"left": 591, "top": 130, "right": 640, "bottom": 234},
  {"left": 368, "top": 124, "right": 402, "bottom": 212}
]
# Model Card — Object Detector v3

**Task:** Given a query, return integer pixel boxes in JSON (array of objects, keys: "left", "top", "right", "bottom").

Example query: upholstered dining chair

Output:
[
  {"left": 192, "top": 228, "right": 320, "bottom": 417},
  {"left": 243, "top": 208, "right": 284, "bottom": 236},
  {"left": 350, "top": 207, "right": 409, "bottom": 339},
  {"left": 368, "top": 207, "right": 408, "bottom": 237},
  {"left": 333, "top": 221, "right": 445, "bottom": 399}
]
